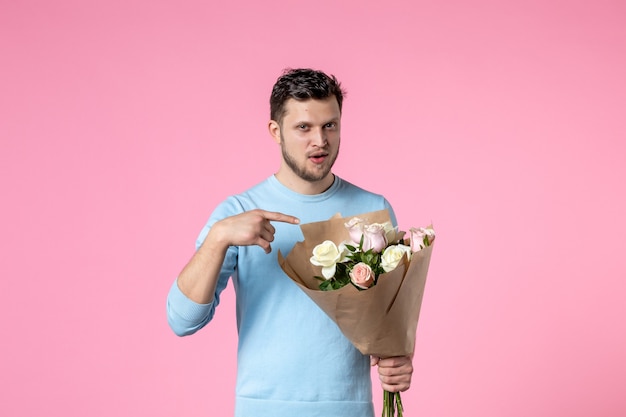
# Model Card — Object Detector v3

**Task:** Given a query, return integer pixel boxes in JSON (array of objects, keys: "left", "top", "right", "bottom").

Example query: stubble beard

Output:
[{"left": 280, "top": 140, "right": 340, "bottom": 183}]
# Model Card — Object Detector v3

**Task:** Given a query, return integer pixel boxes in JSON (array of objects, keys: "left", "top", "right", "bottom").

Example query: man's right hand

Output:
[{"left": 209, "top": 209, "right": 300, "bottom": 254}]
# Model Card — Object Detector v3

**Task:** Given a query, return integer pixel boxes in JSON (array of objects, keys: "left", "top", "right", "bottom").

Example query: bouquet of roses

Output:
[{"left": 278, "top": 209, "right": 435, "bottom": 417}]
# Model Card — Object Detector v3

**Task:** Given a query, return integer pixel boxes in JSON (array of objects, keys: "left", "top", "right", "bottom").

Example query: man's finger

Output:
[
  {"left": 259, "top": 228, "right": 275, "bottom": 243},
  {"left": 259, "top": 210, "right": 300, "bottom": 224},
  {"left": 255, "top": 237, "right": 272, "bottom": 254}
]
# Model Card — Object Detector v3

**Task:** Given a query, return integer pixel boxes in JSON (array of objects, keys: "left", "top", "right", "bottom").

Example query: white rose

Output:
[
  {"left": 310, "top": 240, "right": 347, "bottom": 279},
  {"left": 381, "top": 244, "right": 412, "bottom": 272}
]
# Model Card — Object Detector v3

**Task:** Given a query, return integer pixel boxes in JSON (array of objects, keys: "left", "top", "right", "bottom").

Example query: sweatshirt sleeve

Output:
[
  {"left": 166, "top": 280, "right": 214, "bottom": 336},
  {"left": 166, "top": 197, "right": 243, "bottom": 336}
]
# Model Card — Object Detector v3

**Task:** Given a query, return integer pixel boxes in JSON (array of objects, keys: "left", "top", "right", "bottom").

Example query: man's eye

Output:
[
  {"left": 325, "top": 123, "right": 336, "bottom": 129},
  {"left": 298, "top": 124, "right": 308, "bottom": 130}
]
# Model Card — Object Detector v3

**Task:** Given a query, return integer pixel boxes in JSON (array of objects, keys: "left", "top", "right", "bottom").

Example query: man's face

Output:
[{"left": 273, "top": 96, "right": 341, "bottom": 184}]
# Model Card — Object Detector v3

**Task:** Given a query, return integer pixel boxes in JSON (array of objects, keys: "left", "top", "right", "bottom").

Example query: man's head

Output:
[
  {"left": 270, "top": 68, "right": 345, "bottom": 124},
  {"left": 268, "top": 68, "right": 345, "bottom": 194}
]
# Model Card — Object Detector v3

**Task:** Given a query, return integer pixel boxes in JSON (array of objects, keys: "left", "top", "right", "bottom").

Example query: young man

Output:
[{"left": 167, "top": 68, "right": 413, "bottom": 417}]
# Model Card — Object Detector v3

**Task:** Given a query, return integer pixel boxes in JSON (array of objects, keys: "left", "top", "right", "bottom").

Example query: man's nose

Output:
[{"left": 311, "top": 127, "right": 327, "bottom": 146}]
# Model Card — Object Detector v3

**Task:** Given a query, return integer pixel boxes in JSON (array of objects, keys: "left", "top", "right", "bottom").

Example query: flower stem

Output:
[{"left": 382, "top": 390, "right": 403, "bottom": 417}]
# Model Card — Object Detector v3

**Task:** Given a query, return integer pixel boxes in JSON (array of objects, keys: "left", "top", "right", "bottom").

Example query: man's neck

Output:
[{"left": 274, "top": 171, "right": 335, "bottom": 195}]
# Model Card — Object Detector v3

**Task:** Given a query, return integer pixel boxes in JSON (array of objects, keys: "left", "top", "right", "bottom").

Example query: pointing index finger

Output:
[{"left": 260, "top": 210, "right": 300, "bottom": 225}]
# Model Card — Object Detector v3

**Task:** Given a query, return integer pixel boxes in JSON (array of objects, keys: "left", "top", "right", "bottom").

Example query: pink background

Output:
[{"left": 1, "top": 1, "right": 625, "bottom": 416}]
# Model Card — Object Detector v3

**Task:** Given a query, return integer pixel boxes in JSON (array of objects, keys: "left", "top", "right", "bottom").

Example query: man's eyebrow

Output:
[{"left": 292, "top": 116, "right": 340, "bottom": 126}]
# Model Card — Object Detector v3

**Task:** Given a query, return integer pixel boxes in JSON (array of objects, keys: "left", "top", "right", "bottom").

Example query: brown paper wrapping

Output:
[{"left": 278, "top": 209, "right": 435, "bottom": 358}]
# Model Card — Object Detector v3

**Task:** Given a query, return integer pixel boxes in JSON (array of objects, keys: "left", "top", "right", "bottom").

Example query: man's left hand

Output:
[{"left": 370, "top": 355, "right": 413, "bottom": 392}]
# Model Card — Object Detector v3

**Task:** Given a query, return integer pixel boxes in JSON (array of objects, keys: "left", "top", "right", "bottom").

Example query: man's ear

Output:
[{"left": 268, "top": 120, "right": 281, "bottom": 144}]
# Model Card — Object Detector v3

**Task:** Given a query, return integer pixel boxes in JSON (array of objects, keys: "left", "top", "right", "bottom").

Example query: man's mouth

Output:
[{"left": 309, "top": 152, "right": 328, "bottom": 164}]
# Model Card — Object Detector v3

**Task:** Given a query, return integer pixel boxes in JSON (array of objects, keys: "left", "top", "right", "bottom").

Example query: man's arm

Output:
[{"left": 176, "top": 209, "right": 300, "bottom": 304}]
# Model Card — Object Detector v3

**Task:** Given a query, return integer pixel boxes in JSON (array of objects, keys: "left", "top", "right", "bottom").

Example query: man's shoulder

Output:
[
  {"left": 231, "top": 176, "right": 276, "bottom": 201},
  {"left": 333, "top": 176, "right": 396, "bottom": 223},
  {"left": 213, "top": 176, "right": 276, "bottom": 212},
  {"left": 335, "top": 176, "right": 386, "bottom": 199}
]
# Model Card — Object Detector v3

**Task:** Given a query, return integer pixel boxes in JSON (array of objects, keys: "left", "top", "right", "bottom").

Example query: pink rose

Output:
[
  {"left": 409, "top": 227, "right": 435, "bottom": 252},
  {"left": 345, "top": 217, "right": 365, "bottom": 244},
  {"left": 349, "top": 262, "right": 375, "bottom": 289},
  {"left": 362, "top": 223, "right": 388, "bottom": 253}
]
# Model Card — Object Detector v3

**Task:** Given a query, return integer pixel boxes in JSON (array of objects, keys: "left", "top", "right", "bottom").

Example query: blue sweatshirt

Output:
[{"left": 167, "top": 175, "right": 396, "bottom": 417}]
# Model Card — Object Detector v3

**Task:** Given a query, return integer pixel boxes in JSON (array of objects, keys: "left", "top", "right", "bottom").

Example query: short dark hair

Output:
[{"left": 270, "top": 68, "right": 346, "bottom": 123}]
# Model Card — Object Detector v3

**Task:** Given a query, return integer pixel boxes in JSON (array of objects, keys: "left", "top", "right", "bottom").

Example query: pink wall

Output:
[{"left": 1, "top": 1, "right": 625, "bottom": 416}]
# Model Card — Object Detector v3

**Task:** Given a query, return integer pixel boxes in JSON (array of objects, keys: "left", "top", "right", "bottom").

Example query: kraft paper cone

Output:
[{"left": 278, "top": 209, "right": 435, "bottom": 358}]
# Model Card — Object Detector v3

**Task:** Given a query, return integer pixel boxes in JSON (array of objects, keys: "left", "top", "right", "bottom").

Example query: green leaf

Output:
[{"left": 319, "top": 280, "right": 333, "bottom": 291}]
